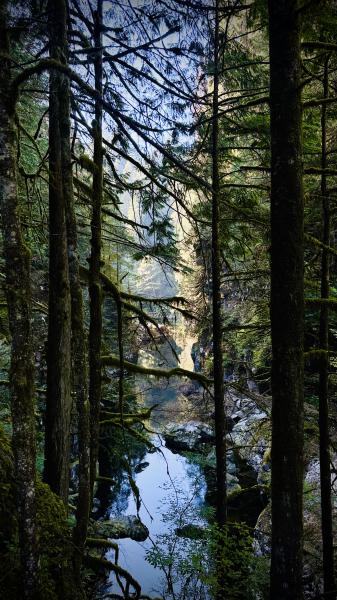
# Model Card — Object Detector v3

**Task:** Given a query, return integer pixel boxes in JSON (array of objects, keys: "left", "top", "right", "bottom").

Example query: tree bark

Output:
[
  {"left": 0, "top": 4, "right": 37, "bottom": 596},
  {"left": 43, "top": 0, "right": 72, "bottom": 505},
  {"left": 67, "top": 161, "right": 91, "bottom": 581},
  {"left": 268, "top": 1, "right": 304, "bottom": 598},
  {"left": 89, "top": 0, "right": 104, "bottom": 501},
  {"left": 318, "top": 56, "right": 336, "bottom": 599},
  {"left": 52, "top": 0, "right": 91, "bottom": 577},
  {"left": 211, "top": 0, "right": 226, "bottom": 528}
]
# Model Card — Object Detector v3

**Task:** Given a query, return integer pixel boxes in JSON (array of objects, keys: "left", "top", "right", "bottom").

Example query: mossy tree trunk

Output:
[
  {"left": 67, "top": 146, "right": 91, "bottom": 581},
  {"left": 89, "top": 0, "right": 104, "bottom": 501},
  {"left": 268, "top": 1, "right": 304, "bottom": 598},
  {"left": 211, "top": 0, "right": 226, "bottom": 529},
  {"left": 52, "top": 0, "right": 91, "bottom": 577},
  {"left": 0, "top": 4, "right": 37, "bottom": 596},
  {"left": 318, "top": 56, "right": 336, "bottom": 599},
  {"left": 43, "top": 0, "right": 72, "bottom": 506}
]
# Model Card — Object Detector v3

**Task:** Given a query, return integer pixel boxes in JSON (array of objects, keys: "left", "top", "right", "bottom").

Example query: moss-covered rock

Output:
[
  {"left": 0, "top": 426, "right": 79, "bottom": 600},
  {"left": 35, "top": 480, "right": 76, "bottom": 600},
  {"left": 0, "top": 426, "right": 17, "bottom": 597},
  {"left": 0, "top": 425, "right": 15, "bottom": 550},
  {"left": 92, "top": 515, "right": 149, "bottom": 542},
  {"left": 227, "top": 484, "right": 270, "bottom": 528}
]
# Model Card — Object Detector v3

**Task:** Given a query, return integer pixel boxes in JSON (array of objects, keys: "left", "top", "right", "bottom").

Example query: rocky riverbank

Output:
[{"left": 163, "top": 385, "right": 271, "bottom": 528}]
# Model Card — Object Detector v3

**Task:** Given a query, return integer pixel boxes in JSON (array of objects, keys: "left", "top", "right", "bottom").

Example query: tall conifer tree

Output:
[{"left": 268, "top": 1, "right": 304, "bottom": 597}]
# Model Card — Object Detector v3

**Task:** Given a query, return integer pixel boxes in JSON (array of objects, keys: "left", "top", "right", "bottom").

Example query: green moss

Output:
[
  {"left": 262, "top": 448, "right": 271, "bottom": 464},
  {"left": 0, "top": 425, "right": 15, "bottom": 572},
  {"left": 35, "top": 480, "right": 74, "bottom": 600},
  {"left": 0, "top": 426, "right": 78, "bottom": 600},
  {"left": 304, "top": 420, "right": 319, "bottom": 436}
]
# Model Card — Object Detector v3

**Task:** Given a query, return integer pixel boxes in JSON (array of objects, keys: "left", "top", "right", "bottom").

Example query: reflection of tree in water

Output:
[
  {"left": 94, "top": 372, "right": 150, "bottom": 520},
  {"left": 95, "top": 428, "right": 149, "bottom": 520},
  {"left": 146, "top": 481, "right": 210, "bottom": 600}
]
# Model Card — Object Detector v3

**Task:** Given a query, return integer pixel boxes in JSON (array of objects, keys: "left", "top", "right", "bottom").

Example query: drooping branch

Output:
[
  {"left": 10, "top": 58, "right": 213, "bottom": 193},
  {"left": 72, "top": 109, "right": 208, "bottom": 225},
  {"left": 101, "top": 355, "right": 212, "bottom": 387},
  {"left": 79, "top": 265, "right": 193, "bottom": 315}
]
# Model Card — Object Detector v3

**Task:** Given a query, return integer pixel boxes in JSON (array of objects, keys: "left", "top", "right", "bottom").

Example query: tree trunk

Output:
[
  {"left": 43, "top": 0, "right": 72, "bottom": 505},
  {"left": 89, "top": 0, "right": 104, "bottom": 501},
  {"left": 52, "top": 0, "right": 91, "bottom": 576},
  {"left": 0, "top": 5, "right": 37, "bottom": 596},
  {"left": 67, "top": 160, "right": 91, "bottom": 581},
  {"left": 318, "top": 56, "right": 336, "bottom": 599},
  {"left": 211, "top": 0, "right": 226, "bottom": 528},
  {"left": 268, "top": 1, "right": 304, "bottom": 598}
]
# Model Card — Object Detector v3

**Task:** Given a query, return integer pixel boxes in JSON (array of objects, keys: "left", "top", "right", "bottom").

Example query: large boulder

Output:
[
  {"left": 164, "top": 421, "right": 215, "bottom": 453},
  {"left": 94, "top": 515, "right": 149, "bottom": 542},
  {"left": 227, "top": 484, "right": 269, "bottom": 528}
]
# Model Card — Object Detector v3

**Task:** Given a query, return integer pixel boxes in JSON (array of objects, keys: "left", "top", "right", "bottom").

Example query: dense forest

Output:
[{"left": 0, "top": 0, "right": 337, "bottom": 598}]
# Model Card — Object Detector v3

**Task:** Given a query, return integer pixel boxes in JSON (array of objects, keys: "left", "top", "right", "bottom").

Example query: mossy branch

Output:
[
  {"left": 304, "top": 167, "right": 337, "bottom": 176},
  {"left": 0, "top": 297, "right": 48, "bottom": 315},
  {"left": 122, "top": 299, "right": 159, "bottom": 327},
  {"left": 73, "top": 175, "right": 92, "bottom": 197},
  {"left": 101, "top": 355, "right": 211, "bottom": 387},
  {"left": 99, "top": 267, "right": 189, "bottom": 307},
  {"left": 305, "top": 233, "right": 337, "bottom": 258},
  {"left": 95, "top": 476, "right": 116, "bottom": 484},
  {"left": 101, "top": 409, "right": 154, "bottom": 419},
  {"left": 107, "top": 420, "right": 155, "bottom": 448},
  {"left": 86, "top": 538, "right": 119, "bottom": 551},
  {"left": 305, "top": 298, "right": 337, "bottom": 310},
  {"left": 79, "top": 265, "right": 195, "bottom": 322},
  {"left": 100, "top": 416, "right": 149, "bottom": 427},
  {"left": 76, "top": 153, "right": 99, "bottom": 173},
  {"left": 84, "top": 555, "right": 141, "bottom": 597},
  {"left": 304, "top": 349, "right": 329, "bottom": 367},
  {"left": 79, "top": 265, "right": 185, "bottom": 304},
  {"left": 302, "top": 41, "right": 337, "bottom": 52},
  {"left": 100, "top": 406, "right": 157, "bottom": 422},
  {"left": 222, "top": 322, "right": 270, "bottom": 332},
  {"left": 121, "top": 289, "right": 189, "bottom": 306},
  {"left": 303, "top": 97, "right": 337, "bottom": 109}
]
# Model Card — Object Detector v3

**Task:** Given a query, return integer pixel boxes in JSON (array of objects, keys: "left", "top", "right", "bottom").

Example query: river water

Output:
[{"left": 103, "top": 331, "right": 208, "bottom": 599}]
